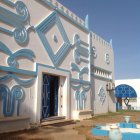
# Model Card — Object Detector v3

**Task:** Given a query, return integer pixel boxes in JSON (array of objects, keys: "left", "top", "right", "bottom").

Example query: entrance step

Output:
[
  {"left": 41, "top": 117, "right": 75, "bottom": 126},
  {"left": 41, "top": 116, "right": 66, "bottom": 122}
]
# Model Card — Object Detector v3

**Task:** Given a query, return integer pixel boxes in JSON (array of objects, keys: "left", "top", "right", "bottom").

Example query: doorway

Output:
[{"left": 42, "top": 74, "right": 59, "bottom": 119}]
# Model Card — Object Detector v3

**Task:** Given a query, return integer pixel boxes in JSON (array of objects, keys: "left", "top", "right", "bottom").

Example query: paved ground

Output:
[{"left": 0, "top": 110, "right": 140, "bottom": 140}]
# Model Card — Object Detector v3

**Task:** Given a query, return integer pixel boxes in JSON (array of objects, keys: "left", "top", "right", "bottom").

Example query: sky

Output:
[{"left": 57, "top": 0, "right": 140, "bottom": 80}]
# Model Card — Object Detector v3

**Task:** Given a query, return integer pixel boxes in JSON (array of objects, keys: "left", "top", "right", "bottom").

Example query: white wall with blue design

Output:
[{"left": 0, "top": 0, "right": 116, "bottom": 126}]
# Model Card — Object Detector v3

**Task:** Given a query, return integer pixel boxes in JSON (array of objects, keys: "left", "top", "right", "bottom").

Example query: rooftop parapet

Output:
[
  {"left": 41, "top": 0, "right": 86, "bottom": 29},
  {"left": 92, "top": 32, "right": 112, "bottom": 48}
]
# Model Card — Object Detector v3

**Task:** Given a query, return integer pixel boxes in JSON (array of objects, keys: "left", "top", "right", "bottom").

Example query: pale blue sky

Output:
[{"left": 58, "top": 0, "right": 140, "bottom": 80}]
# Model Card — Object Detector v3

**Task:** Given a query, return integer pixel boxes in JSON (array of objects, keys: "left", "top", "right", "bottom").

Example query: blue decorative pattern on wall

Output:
[
  {"left": 0, "top": 42, "right": 35, "bottom": 68},
  {"left": 75, "top": 90, "right": 87, "bottom": 110},
  {"left": 0, "top": 72, "right": 36, "bottom": 87},
  {"left": 0, "top": 42, "right": 36, "bottom": 86},
  {"left": 73, "top": 34, "right": 89, "bottom": 64},
  {"left": 36, "top": 11, "right": 72, "bottom": 67},
  {"left": 0, "top": 1, "right": 30, "bottom": 45},
  {"left": 0, "top": 84, "right": 25, "bottom": 117},
  {"left": 71, "top": 34, "right": 91, "bottom": 110},
  {"left": 98, "top": 87, "right": 106, "bottom": 105}
]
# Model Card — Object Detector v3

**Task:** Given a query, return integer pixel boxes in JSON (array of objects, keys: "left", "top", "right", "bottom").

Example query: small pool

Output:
[{"left": 92, "top": 122, "right": 140, "bottom": 140}]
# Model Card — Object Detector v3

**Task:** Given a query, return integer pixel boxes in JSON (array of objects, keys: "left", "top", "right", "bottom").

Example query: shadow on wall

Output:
[{"left": 109, "top": 90, "right": 116, "bottom": 103}]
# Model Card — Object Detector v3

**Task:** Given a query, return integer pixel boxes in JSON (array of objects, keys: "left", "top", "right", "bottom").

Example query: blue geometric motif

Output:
[
  {"left": 0, "top": 84, "right": 25, "bottom": 117},
  {"left": 98, "top": 87, "right": 106, "bottom": 105},
  {"left": 115, "top": 84, "right": 137, "bottom": 98},
  {"left": 36, "top": 11, "right": 71, "bottom": 67}
]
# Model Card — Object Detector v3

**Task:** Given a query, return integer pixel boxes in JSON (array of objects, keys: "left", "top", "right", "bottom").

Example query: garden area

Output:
[
  {"left": 75, "top": 110, "right": 140, "bottom": 140},
  {"left": 0, "top": 110, "right": 140, "bottom": 140}
]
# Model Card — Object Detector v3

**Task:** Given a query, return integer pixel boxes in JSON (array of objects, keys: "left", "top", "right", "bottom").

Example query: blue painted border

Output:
[
  {"left": 0, "top": 65, "right": 36, "bottom": 76},
  {"left": 36, "top": 63, "right": 70, "bottom": 74}
]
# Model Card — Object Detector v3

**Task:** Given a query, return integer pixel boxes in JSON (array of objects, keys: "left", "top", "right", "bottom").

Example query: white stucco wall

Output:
[
  {"left": 91, "top": 32, "right": 116, "bottom": 114},
  {"left": 0, "top": 0, "right": 116, "bottom": 124}
]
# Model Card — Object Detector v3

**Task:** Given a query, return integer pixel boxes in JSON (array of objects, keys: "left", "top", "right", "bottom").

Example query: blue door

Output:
[{"left": 42, "top": 74, "right": 59, "bottom": 119}]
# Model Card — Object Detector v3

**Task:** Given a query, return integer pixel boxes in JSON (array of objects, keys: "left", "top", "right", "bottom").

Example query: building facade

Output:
[{"left": 0, "top": 0, "right": 115, "bottom": 131}]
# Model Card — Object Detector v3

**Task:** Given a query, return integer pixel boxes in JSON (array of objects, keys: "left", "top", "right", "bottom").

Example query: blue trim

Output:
[
  {"left": 36, "top": 11, "right": 72, "bottom": 67},
  {"left": 0, "top": 1, "right": 29, "bottom": 23},
  {"left": 0, "top": 41, "right": 36, "bottom": 68},
  {"left": 0, "top": 27, "right": 13, "bottom": 36},
  {"left": 0, "top": 6, "right": 23, "bottom": 27},
  {"left": 0, "top": 41, "right": 12, "bottom": 55},
  {"left": 3, "top": 0, "right": 15, "bottom": 7},
  {"left": 13, "top": 75, "right": 36, "bottom": 86},
  {"left": 0, "top": 65, "right": 36, "bottom": 76},
  {"left": 71, "top": 78, "right": 91, "bottom": 92},
  {"left": 71, "top": 63, "right": 89, "bottom": 80},
  {"left": 80, "top": 40, "right": 89, "bottom": 47},
  {"left": 0, "top": 84, "right": 25, "bottom": 117},
  {"left": 77, "top": 46, "right": 89, "bottom": 58},
  {"left": 0, "top": 41, "right": 36, "bottom": 86},
  {"left": 8, "top": 49, "right": 35, "bottom": 68},
  {"left": 75, "top": 90, "right": 87, "bottom": 110},
  {"left": 36, "top": 63, "right": 70, "bottom": 74},
  {"left": 0, "top": 73, "right": 36, "bottom": 86},
  {"left": 73, "top": 34, "right": 90, "bottom": 64},
  {"left": 71, "top": 78, "right": 91, "bottom": 85},
  {"left": 0, "top": 1, "right": 30, "bottom": 45},
  {"left": 85, "top": 15, "right": 89, "bottom": 29}
]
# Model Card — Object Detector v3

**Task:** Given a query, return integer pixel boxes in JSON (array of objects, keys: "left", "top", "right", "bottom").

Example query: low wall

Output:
[{"left": 0, "top": 116, "right": 30, "bottom": 133}]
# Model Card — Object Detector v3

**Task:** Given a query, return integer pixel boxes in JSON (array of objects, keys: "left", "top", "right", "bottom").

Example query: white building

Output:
[{"left": 0, "top": 0, "right": 115, "bottom": 132}]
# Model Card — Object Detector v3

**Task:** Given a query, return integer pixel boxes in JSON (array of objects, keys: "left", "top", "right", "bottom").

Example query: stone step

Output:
[
  {"left": 41, "top": 116, "right": 66, "bottom": 122},
  {"left": 41, "top": 119, "right": 75, "bottom": 126}
]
